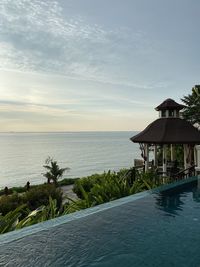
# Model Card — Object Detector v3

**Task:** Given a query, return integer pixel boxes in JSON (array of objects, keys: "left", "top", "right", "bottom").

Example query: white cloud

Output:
[{"left": 0, "top": 0, "right": 161, "bottom": 89}]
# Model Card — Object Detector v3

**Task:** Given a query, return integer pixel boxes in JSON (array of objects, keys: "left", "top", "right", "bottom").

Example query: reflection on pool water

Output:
[{"left": 0, "top": 177, "right": 200, "bottom": 267}]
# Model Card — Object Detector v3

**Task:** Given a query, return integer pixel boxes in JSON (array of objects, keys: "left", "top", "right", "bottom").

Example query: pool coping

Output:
[{"left": 0, "top": 175, "right": 199, "bottom": 245}]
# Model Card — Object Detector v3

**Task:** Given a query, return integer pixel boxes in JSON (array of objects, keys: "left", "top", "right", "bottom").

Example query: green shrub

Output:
[
  {"left": 0, "top": 193, "right": 24, "bottom": 215},
  {"left": 0, "top": 184, "right": 63, "bottom": 215},
  {"left": 73, "top": 172, "right": 110, "bottom": 199},
  {"left": 24, "top": 184, "right": 63, "bottom": 210},
  {"left": 70, "top": 169, "right": 163, "bottom": 212},
  {"left": 73, "top": 169, "right": 135, "bottom": 199}
]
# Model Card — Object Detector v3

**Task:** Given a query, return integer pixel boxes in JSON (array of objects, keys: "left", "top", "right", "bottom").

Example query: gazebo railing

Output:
[
  {"left": 131, "top": 161, "right": 196, "bottom": 184},
  {"left": 171, "top": 165, "right": 196, "bottom": 181}
]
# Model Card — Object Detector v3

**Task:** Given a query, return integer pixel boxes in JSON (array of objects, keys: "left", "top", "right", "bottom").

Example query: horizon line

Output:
[{"left": 0, "top": 130, "right": 139, "bottom": 134}]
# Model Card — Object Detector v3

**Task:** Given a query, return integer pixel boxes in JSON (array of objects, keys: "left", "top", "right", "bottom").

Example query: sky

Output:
[{"left": 0, "top": 0, "right": 199, "bottom": 132}]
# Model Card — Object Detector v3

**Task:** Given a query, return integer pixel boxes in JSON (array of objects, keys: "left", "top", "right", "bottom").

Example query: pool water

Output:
[{"left": 0, "top": 178, "right": 200, "bottom": 267}]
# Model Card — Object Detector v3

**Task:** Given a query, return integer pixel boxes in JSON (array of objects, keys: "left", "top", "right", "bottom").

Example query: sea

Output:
[{"left": 0, "top": 131, "right": 140, "bottom": 189}]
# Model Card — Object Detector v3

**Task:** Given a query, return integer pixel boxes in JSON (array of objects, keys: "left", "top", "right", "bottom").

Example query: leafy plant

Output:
[
  {"left": 0, "top": 205, "right": 26, "bottom": 234},
  {"left": 68, "top": 169, "right": 163, "bottom": 213},
  {"left": 0, "top": 197, "right": 66, "bottom": 234},
  {"left": 16, "top": 197, "right": 61, "bottom": 228},
  {"left": 73, "top": 173, "right": 103, "bottom": 198}
]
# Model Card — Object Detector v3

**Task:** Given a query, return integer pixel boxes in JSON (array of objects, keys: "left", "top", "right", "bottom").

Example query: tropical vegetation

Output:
[
  {"left": 0, "top": 197, "right": 67, "bottom": 234},
  {"left": 0, "top": 184, "right": 63, "bottom": 215},
  {"left": 181, "top": 85, "right": 200, "bottom": 129},
  {"left": 0, "top": 167, "right": 167, "bottom": 234}
]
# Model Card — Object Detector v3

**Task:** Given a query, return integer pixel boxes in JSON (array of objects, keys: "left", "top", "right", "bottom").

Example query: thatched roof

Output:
[
  {"left": 130, "top": 118, "right": 200, "bottom": 144},
  {"left": 155, "top": 98, "right": 185, "bottom": 111}
]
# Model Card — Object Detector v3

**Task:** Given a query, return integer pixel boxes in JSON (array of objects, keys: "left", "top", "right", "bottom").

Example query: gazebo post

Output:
[
  {"left": 163, "top": 145, "right": 167, "bottom": 176},
  {"left": 183, "top": 144, "right": 189, "bottom": 173},
  {"left": 188, "top": 145, "right": 193, "bottom": 167},
  {"left": 194, "top": 146, "right": 197, "bottom": 167},
  {"left": 154, "top": 144, "right": 158, "bottom": 166},
  {"left": 144, "top": 144, "right": 149, "bottom": 172},
  {"left": 170, "top": 144, "right": 175, "bottom": 162}
]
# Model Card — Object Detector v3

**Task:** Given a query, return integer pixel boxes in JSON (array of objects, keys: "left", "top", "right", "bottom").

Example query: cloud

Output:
[
  {"left": 0, "top": 0, "right": 162, "bottom": 89},
  {"left": 0, "top": 99, "right": 75, "bottom": 117},
  {"left": 0, "top": 0, "right": 109, "bottom": 69}
]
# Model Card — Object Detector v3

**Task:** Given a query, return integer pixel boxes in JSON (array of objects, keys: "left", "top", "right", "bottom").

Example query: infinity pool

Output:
[{"left": 0, "top": 177, "right": 200, "bottom": 267}]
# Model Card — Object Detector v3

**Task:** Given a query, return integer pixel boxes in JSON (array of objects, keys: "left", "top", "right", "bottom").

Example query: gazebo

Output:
[{"left": 130, "top": 98, "right": 200, "bottom": 177}]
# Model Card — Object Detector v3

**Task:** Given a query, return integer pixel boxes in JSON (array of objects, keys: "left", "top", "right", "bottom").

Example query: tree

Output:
[
  {"left": 181, "top": 85, "right": 200, "bottom": 129},
  {"left": 43, "top": 157, "right": 70, "bottom": 187}
]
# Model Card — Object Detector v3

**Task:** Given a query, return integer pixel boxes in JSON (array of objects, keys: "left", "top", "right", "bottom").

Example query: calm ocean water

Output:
[{"left": 0, "top": 131, "right": 140, "bottom": 189}]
